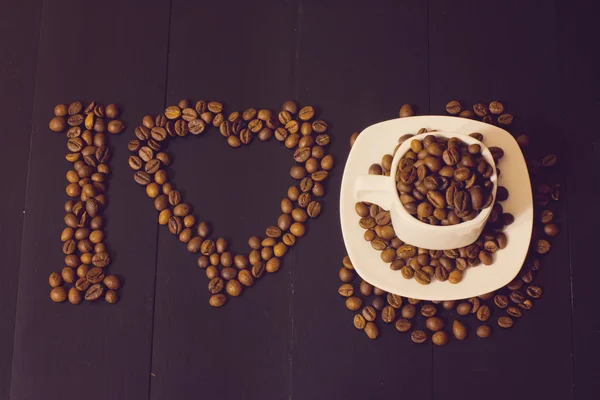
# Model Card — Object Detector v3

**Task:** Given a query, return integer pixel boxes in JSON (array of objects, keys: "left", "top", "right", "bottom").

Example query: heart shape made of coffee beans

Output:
[{"left": 127, "top": 99, "right": 333, "bottom": 307}]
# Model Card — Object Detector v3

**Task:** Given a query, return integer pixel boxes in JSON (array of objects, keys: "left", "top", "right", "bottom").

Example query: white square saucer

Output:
[{"left": 339, "top": 116, "right": 533, "bottom": 300}]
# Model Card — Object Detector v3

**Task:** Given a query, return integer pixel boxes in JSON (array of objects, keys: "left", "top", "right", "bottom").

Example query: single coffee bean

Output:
[
  {"left": 395, "top": 318, "right": 412, "bottom": 332},
  {"left": 456, "top": 302, "right": 471, "bottom": 316},
  {"left": 526, "top": 285, "right": 543, "bottom": 299},
  {"left": 50, "top": 287, "right": 68, "bottom": 303},
  {"left": 452, "top": 320, "right": 467, "bottom": 340},
  {"left": 411, "top": 330, "right": 428, "bottom": 344},
  {"left": 494, "top": 294, "right": 509, "bottom": 309},
  {"left": 497, "top": 113, "right": 513, "bottom": 125},
  {"left": 445, "top": 100, "right": 462, "bottom": 115},
  {"left": 352, "top": 314, "right": 366, "bottom": 330},
  {"left": 477, "top": 325, "right": 492, "bottom": 338},
  {"left": 473, "top": 103, "right": 489, "bottom": 117},
  {"left": 507, "top": 307, "right": 523, "bottom": 318},
  {"left": 84, "top": 283, "right": 104, "bottom": 301},
  {"left": 383, "top": 293, "right": 402, "bottom": 309},
  {"left": 425, "top": 317, "right": 445, "bottom": 331},
  {"left": 476, "top": 304, "right": 491, "bottom": 321},
  {"left": 432, "top": 331, "right": 449, "bottom": 346},
  {"left": 399, "top": 104, "right": 414, "bottom": 118},
  {"left": 488, "top": 101, "right": 504, "bottom": 114},
  {"left": 364, "top": 322, "right": 379, "bottom": 339},
  {"left": 381, "top": 305, "right": 396, "bottom": 323},
  {"left": 535, "top": 239, "right": 551, "bottom": 254},
  {"left": 401, "top": 304, "right": 416, "bottom": 319},
  {"left": 209, "top": 294, "right": 227, "bottom": 307},
  {"left": 544, "top": 223, "right": 559, "bottom": 237},
  {"left": 498, "top": 316, "right": 513, "bottom": 328}
]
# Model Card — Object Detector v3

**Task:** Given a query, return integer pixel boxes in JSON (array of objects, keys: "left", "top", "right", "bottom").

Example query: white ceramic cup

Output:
[{"left": 353, "top": 131, "right": 497, "bottom": 250}]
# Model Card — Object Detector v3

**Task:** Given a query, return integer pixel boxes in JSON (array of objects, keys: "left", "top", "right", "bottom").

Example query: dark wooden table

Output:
[{"left": 1, "top": 1, "right": 598, "bottom": 399}]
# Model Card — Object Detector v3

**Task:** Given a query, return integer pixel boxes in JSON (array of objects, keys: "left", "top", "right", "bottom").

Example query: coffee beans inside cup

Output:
[{"left": 396, "top": 134, "right": 496, "bottom": 225}]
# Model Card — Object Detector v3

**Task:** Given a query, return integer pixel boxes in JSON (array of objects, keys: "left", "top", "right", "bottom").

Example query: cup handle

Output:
[{"left": 354, "top": 174, "right": 395, "bottom": 211}]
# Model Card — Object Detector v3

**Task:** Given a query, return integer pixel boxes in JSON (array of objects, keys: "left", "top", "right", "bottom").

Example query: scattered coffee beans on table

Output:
[
  {"left": 128, "top": 99, "right": 332, "bottom": 307},
  {"left": 48, "top": 101, "right": 124, "bottom": 304},
  {"left": 342, "top": 102, "right": 561, "bottom": 343}
]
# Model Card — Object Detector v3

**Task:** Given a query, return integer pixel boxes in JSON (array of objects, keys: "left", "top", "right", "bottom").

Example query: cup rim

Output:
[{"left": 390, "top": 131, "right": 498, "bottom": 231}]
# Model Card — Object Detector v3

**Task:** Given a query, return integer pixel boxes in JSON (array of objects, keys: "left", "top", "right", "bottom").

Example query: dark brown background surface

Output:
[{"left": 0, "top": 1, "right": 598, "bottom": 399}]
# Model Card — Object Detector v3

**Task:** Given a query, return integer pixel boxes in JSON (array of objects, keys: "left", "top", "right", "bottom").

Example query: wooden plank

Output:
[
  {"left": 556, "top": 0, "right": 600, "bottom": 397},
  {"left": 428, "top": 1, "right": 573, "bottom": 399},
  {"left": 148, "top": 0, "right": 298, "bottom": 398},
  {"left": 9, "top": 1, "right": 170, "bottom": 399},
  {"left": 292, "top": 1, "right": 432, "bottom": 399},
  {"left": 0, "top": 0, "right": 43, "bottom": 398}
]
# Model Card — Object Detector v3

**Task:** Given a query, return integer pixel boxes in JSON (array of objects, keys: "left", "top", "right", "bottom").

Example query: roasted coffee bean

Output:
[
  {"left": 338, "top": 283, "right": 354, "bottom": 297},
  {"left": 452, "top": 320, "right": 467, "bottom": 340},
  {"left": 476, "top": 325, "right": 491, "bottom": 338},
  {"left": 445, "top": 100, "right": 462, "bottom": 115},
  {"left": 527, "top": 285, "right": 543, "bottom": 299},
  {"left": 535, "top": 239, "right": 551, "bottom": 254},
  {"left": 498, "top": 316, "right": 513, "bottom": 328},
  {"left": 209, "top": 294, "right": 227, "bottom": 307},
  {"left": 401, "top": 304, "right": 416, "bottom": 319},
  {"left": 381, "top": 305, "right": 396, "bottom": 323},
  {"left": 420, "top": 304, "right": 437, "bottom": 317},
  {"left": 395, "top": 318, "right": 412, "bottom": 332},
  {"left": 354, "top": 314, "right": 366, "bottom": 330},
  {"left": 494, "top": 294, "right": 509, "bottom": 309},
  {"left": 507, "top": 307, "right": 523, "bottom": 318},
  {"left": 425, "top": 317, "right": 445, "bottom": 331},
  {"left": 488, "top": 101, "right": 504, "bottom": 114},
  {"left": 364, "top": 322, "right": 379, "bottom": 339},
  {"left": 411, "top": 330, "right": 428, "bottom": 344},
  {"left": 456, "top": 301, "right": 472, "bottom": 315},
  {"left": 473, "top": 103, "right": 489, "bottom": 117},
  {"left": 84, "top": 284, "right": 104, "bottom": 301}
]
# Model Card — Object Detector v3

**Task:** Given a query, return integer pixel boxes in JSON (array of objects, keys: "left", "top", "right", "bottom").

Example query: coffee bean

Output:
[
  {"left": 432, "top": 331, "right": 449, "bottom": 346},
  {"left": 526, "top": 285, "right": 543, "bottom": 299},
  {"left": 476, "top": 325, "right": 491, "bottom": 338},
  {"left": 338, "top": 284, "right": 354, "bottom": 297},
  {"left": 364, "top": 322, "right": 379, "bottom": 339},
  {"left": 394, "top": 318, "right": 411, "bottom": 332},
  {"left": 498, "top": 316, "right": 513, "bottom": 328},
  {"left": 543, "top": 223, "right": 559, "bottom": 237},
  {"left": 507, "top": 306, "right": 523, "bottom": 318},
  {"left": 445, "top": 100, "right": 462, "bottom": 115},
  {"left": 108, "top": 120, "right": 124, "bottom": 134},
  {"left": 487, "top": 101, "right": 504, "bottom": 114},
  {"left": 401, "top": 304, "right": 416, "bottom": 319},
  {"left": 452, "top": 320, "right": 467, "bottom": 340},
  {"left": 84, "top": 283, "right": 104, "bottom": 301},
  {"left": 425, "top": 317, "right": 445, "bottom": 331},
  {"left": 209, "top": 294, "right": 227, "bottom": 307},
  {"left": 411, "top": 330, "right": 428, "bottom": 344},
  {"left": 535, "top": 239, "right": 551, "bottom": 254},
  {"left": 381, "top": 305, "right": 396, "bottom": 323},
  {"left": 49, "top": 287, "right": 67, "bottom": 303},
  {"left": 496, "top": 112, "right": 513, "bottom": 125},
  {"left": 354, "top": 314, "right": 366, "bottom": 329},
  {"left": 399, "top": 104, "right": 414, "bottom": 118},
  {"left": 346, "top": 296, "right": 363, "bottom": 311},
  {"left": 456, "top": 302, "right": 471, "bottom": 316},
  {"left": 473, "top": 103, "right": 489, "bottom": 117}
]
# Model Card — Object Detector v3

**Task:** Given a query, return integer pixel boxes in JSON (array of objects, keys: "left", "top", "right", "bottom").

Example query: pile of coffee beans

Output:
[
  {"left": 359, "top": 131, "right": 510, "bottom": 284},
  {"left": 129, "top": 99, "right": 332, "bottom": 307},
  {"left": 396, "top": 135, "right": 495, "bottom": 225},
  {"left": 340, "top": 102, "right": 560, "bottom": 343},
  {"left": 48, "top": 101, "right": 124, "bottom": 304}
]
